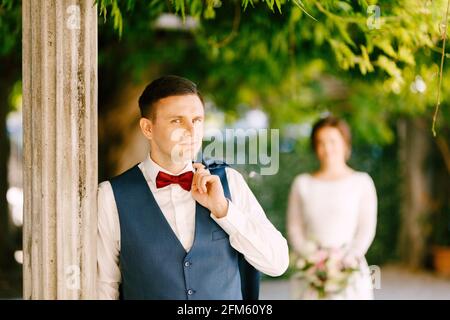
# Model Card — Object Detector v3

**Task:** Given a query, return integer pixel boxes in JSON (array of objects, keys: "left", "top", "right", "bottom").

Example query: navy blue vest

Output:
[{"left": 109, "top": 160, "right": 260, "bottom": 300}]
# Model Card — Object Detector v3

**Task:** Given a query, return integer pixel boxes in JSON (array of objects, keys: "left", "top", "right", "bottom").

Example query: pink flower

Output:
[
  {"left": 311, "top": 249, "right": 328, "bottom": 263},
  {"left": 316, "top": 260, "right": 326, "bottom": 271}
]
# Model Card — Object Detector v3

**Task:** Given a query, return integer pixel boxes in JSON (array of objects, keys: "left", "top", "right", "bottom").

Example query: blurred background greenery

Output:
[{"left": 1, "top": 0, "right": 449, "bottom": 297}]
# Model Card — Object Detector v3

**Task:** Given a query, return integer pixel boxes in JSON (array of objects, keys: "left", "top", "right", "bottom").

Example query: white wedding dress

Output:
[{"left": 287, "top": 171, "right": 378, "bottom": 300}]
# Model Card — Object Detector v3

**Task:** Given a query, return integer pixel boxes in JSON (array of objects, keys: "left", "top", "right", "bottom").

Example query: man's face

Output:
[{"left": 143, "top": 94, "right": 204, "bottom": 164}]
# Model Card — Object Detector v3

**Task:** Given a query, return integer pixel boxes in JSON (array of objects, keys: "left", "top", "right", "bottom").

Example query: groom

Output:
[{"left": 97, "top": 75, "right": 289, "bottom": 300}]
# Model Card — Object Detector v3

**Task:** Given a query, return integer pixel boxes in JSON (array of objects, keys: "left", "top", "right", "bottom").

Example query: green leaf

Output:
[
  {"left": 377, "top": 55, "right": 402, "bottom": 79},
  {"left": 358, "top": 45, "right": 374, "bottom": 74},
  {"left": 336, "top": 1, "right": 353, "bottom": 13},
  {"left": 292, "top": 0, "right": 318, "bottom": 21},
  {"left": 275, "top": 0, "right": 282, "bottom": 14},
  {"left": 374, "top": 38, "right": 397, "bottom": 59},
  {"left": 242, "top": 0, "right": 254, "bottom": 11},
  {"left": 398, "top": 46, "right": 416, "bottom": 65}
]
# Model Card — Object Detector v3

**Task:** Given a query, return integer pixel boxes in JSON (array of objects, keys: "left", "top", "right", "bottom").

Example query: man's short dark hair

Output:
[{"left": 138, "top": 75, "right": 204, "bottom": 119}]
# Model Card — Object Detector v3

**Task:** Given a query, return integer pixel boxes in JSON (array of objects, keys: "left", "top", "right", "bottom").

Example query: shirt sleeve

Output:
[
  {"left": 210, "top": 167, "right": 289, "bottom": 277},
  {"left": 346, "top": 174, "right": 378, "bottom": 258},
  {"left": 97, "top": 181, "right": 121, "bottom": 300}
]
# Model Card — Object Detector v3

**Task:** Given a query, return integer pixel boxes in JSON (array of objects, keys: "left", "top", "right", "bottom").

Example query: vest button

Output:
[
  {"left": 184, "top": 261, "right": 191, "bottom": 267},
  {"left": 187, "top": 289, "right": 194, "bottom": 295}
]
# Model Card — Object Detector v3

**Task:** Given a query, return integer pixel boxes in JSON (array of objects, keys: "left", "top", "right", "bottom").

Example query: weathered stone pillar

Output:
[{"left": 22, "top": 0, "right": 98, "bottom": 299}]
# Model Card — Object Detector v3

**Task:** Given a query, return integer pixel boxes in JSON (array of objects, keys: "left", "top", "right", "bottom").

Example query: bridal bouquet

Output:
[{"left": 293, "top": 244, "right": 360, "bottom": 299}]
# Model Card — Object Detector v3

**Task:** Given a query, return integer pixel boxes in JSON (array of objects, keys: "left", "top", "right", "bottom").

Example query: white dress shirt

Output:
[{"left": 97, "top": 155, "right": 289, "bottom": 299}]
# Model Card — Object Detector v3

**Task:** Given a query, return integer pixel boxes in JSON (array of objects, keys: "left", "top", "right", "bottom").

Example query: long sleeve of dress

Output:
[
  {"left": 346, "top": 174, "right": 378, "bottom": 258},
  {"left": 286, "top": 177, "right": 311, "bottom": 257}
]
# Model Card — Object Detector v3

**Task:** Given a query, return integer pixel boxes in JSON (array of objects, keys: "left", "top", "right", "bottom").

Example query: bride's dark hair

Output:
[{"left": 311, "top": 115, "right": 352, "bottom": 160}]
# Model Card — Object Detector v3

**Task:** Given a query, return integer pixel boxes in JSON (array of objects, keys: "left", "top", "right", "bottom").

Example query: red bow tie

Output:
[{"left": 155, "top": 171, "right": 194, "bottom": 192}]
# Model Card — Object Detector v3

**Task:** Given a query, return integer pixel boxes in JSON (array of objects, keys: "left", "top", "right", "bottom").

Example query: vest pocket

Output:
[{"left": 212, "top": 228, "right": 228, "bottom": 241}]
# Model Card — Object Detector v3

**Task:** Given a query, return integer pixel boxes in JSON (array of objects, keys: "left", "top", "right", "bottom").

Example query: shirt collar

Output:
[{"left": 143, "top": 153, "right": 194, "bottom": 185}]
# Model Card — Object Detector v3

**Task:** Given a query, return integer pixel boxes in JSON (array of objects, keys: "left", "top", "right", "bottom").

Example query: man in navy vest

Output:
[{"left": 97, "top": 75, "right": 289, "bottom": 299}]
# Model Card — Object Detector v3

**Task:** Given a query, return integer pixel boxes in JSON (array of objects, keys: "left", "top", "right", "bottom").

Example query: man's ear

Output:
[{"left": 139, "top": 117, "right": 153, "bottom": 140}]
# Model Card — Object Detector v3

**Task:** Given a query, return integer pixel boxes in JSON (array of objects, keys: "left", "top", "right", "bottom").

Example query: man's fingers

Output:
[
  {"left": 192, "top": 172, "right": 205, "bottom": 193},
  {"left": 192, "top": 162, "right": 206, "bottom": 171},
  {"left": 192, "top": 163, "right": 211, "bottom": 194},
  {"left": 196, "top": 172, "right": 210, "bottom": 193},
  {"left": 199, "top": 175, "right": 209, "bottom": 193},
  {"left": 199, "top": 175, "right": 218, "bottom": 193},
  {"left": 192, "top": 172, "right": 217, "bottom": 194}
]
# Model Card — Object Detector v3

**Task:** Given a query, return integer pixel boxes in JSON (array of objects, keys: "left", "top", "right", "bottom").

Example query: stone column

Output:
[{"left": 22, "top": 0, "right": 98, "bottom": 299}]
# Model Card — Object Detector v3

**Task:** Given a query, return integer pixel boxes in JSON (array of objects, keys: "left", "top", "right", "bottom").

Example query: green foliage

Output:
[
  {"left": 97, "top": 0, "right": 126, "bottom": 36},
  {"left": 0, "top": 0, "right": 20, "bottom": 57},
  {"left": 97, "top": 0, "right": 450, "bottom": 142},
  {"left": 0, "top": 0, "right": 448, "bottom": 136},
  {"left": 97, "top": 0, "right": 287, "bottom": 34}
]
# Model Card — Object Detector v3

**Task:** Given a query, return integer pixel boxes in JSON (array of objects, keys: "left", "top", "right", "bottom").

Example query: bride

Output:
[{"left": 287, "top": 116, "right": 377, "bottom": 300}]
